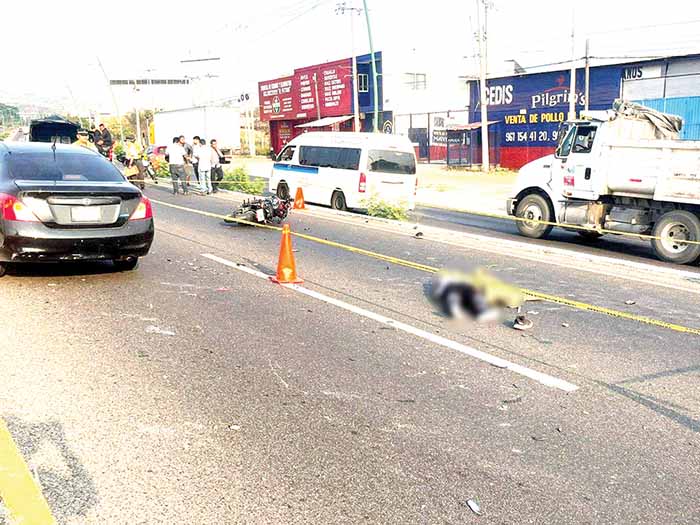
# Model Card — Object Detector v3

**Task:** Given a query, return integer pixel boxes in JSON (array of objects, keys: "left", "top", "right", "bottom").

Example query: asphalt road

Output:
[
  {"left": 1, "top": 184, "right": 699, "bottom": 524},
  {"left": 412, "top": 206, "right": 700, "bottom": 273}
]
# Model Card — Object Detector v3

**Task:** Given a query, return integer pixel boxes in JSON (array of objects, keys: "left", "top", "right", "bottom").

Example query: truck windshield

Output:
[{"left": 555, "top": 126, "right": 576, "bottom": 158}]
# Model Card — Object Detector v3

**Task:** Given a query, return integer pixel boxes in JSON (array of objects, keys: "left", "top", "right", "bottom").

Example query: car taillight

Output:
[
  {"left": 0, "top": 193, "right": 39, "bottom": 222},
  {"left": 130, "top": 197, "right": 153, "bottom": 220},
  {"left": 359, "top": 172, "right": 367, "bottom": 193}
]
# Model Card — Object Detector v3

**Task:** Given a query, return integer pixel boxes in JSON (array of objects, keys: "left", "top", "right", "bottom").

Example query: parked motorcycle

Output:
[{"left": 224, "top": 194, "right": 292, "bottom": 225}]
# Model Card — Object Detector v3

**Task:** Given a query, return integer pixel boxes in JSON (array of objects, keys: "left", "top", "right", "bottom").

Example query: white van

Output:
[{"left": 269, "top": 132, "right": 418, "bottom": 211}]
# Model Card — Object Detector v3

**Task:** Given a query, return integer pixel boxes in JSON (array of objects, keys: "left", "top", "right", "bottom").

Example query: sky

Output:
[{"left": 3, "top": 0, "right": 700, "bottom": 113}]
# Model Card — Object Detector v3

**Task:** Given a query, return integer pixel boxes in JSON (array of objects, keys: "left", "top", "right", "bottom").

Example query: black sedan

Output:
[{"left": 0, "top": 142, "right": 154, "bottom": 276}]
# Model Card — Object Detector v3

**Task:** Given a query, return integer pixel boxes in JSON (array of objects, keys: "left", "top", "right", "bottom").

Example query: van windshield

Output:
[{"left": 368, "top": 150, "right": 416, "bottom": 175}]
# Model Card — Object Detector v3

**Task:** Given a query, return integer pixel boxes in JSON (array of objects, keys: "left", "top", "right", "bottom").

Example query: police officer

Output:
[{"left": 125, "top": 136, "right": 146, "bottom": 190}]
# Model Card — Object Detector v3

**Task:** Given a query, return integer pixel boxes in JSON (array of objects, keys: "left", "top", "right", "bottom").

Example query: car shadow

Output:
[{"left": 5, "top": 261, "right": 126, "bottom": 278}]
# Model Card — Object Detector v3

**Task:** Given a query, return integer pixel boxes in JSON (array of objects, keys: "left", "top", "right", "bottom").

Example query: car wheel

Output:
[
  {"left": 277, "top": 183, "right": 290, "bottom": 200},
  {"left": 331, "top": 191, "right": 347, "bottom": 211},
  {"left": 114, "top": 257, "right": 139, "bottom": 272},
  {"left": 515, "top": 193, "right": 554, "bottom": 239},
  {"left": 651, "top": 210, "right": 700, "bottom": 264},
  {"left": 0, "top": 263, "right": 6, "bottom": 278}
]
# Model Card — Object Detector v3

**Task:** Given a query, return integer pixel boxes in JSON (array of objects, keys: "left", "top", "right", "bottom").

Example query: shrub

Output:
[
  {"left": 151, "top": 156, "right": 170, "bottom": 177},
  {"left": 219, "top": 166, "right": 266, "bottom": 194},
  {"left": 112, "top": 141, "right": 125, "bottom": 158},
  {"left": 364, "top": 196, "right": 409, "bottom": 221}
]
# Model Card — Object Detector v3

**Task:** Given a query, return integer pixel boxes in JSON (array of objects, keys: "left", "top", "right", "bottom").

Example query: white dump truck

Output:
[{"left": 507, "top": 100, "right": 700, "bottom": 264}]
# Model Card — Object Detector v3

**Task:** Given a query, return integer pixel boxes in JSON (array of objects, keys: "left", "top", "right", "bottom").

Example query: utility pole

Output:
[
  {"left": 336, "top": 1, "right": 362, "bottom": 132},
  {"left": 361, "top": 0, "right": 379, "bottom": 132},
  {"left": 568, "top": 3, "right": 577, "bottom": 120},
  {"left": 584, "top": 37, "right": 590, "bottom": 111},
  {"left": 132, "top": 79, "right": 141, "bottom": 148},
  {"left": 96, "top": 56, "right": 124, "bottom": 142},
  {"left": 313, "top": 72, "right": 322, "bottom": 120},
  {"left": 475, "top": 0, "right": 489, "bottom": 172}
]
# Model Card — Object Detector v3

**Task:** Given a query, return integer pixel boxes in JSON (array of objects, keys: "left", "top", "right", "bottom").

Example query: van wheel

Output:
[
  {"left": 515, "top": 193, "right": 554, "bottom": 239},
  {"left": 331, "top": 191, "right": 347, "bottom": 211},
  {"left": 651, "top": 210, "right": 700, "bottom": 264},
  {"left": 277, "top": 183, "right": 290, "bottom": 200}
]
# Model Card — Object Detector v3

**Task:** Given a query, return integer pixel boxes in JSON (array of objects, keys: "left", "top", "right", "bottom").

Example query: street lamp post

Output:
[{"left": 361, "top": 0, "right": 379, "bottom": 132}]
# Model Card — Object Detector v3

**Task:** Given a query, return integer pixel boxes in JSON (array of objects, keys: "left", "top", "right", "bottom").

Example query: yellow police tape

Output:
[
  {"left": 139, "top": 176, "right": 700, "bottom": 247},
  {"left": 426, "top": 203, "right": 700, "bottom": 247},
  {"left": 150, "top": 197, "right": 700, "bottom": 337}
]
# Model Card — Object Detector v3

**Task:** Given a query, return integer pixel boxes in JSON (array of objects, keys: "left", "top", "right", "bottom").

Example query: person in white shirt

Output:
[
  {"left": 166, "top": 136, "right": 188, "bottom": 195},
  {"left": 194, "top": 138, "right": 214, "bottom": 194}
]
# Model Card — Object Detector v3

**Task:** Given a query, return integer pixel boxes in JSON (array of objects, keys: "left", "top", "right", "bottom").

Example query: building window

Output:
[
  {"left": 405, "top": 73, "right": 427, "bottom": 90},
  {"left": 357, "top": 73, "right": 369, "bottom": 93}
]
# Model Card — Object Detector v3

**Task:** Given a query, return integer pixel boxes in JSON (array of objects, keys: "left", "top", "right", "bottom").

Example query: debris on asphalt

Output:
[
  {"left": 228, "top": 424, "right": 241, "bottom": 431},
  {"left": 625, "top": 300, "right": 636, "bottom": 305},
  {"left": 48, "top": 283, "right": 57, "bottom": 287},
  {"left": 527, "top": 310, "right": 540, "bottom": 315},
  {"left": 414, "top": 231, "right": 424, "bottom": 239},
  {"left": 145, "top": 325, "right": 176, "bottom": 336},
  {"left": 502, "top": 396, "right": 523, "bottom": 405},
  {"left": 556, "top": 427, "right": 563, "bottom": 433},
  {"left": 513, "top": 315, "right": 534, "bottom": 331},
  {"left": 531, "top": 435, "right": 547, "bottom": 442},
  {"left": 561, "top": 322, "right": 570, "bottom": 328},
  {"left": 216, "top": 287, "right": 231, "bottom": 292},
  {"left": 466, "top": 499, "right": 482, "bottom": 516}
]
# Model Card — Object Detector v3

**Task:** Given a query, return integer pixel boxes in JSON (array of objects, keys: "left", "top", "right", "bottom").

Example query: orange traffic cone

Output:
[
  {"left": 270, "top": 224, "right": 304, "bottom": 284},
  {"left": 293, "top": 187, "right": 306, "bottom": 210}
]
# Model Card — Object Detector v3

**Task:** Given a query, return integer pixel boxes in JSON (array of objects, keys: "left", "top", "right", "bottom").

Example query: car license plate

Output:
[
  {"left": 256, "top": 209, "right": 265, "bottom": 222},
  {"left": 70, "top": 206, "right": 102, "bottom": 222}
]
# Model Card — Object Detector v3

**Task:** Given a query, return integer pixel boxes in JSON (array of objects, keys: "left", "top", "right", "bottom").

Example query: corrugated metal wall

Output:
[{"left": 635, "top": 97, "right": 700, "bottom": 140}]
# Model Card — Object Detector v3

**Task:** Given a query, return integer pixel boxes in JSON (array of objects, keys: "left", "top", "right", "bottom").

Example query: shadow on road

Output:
[{"left": 4, "top": 261, "right": 128, "bottom": 279}]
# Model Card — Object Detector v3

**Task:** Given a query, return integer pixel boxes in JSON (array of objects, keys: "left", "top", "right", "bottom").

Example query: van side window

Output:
[
  {"left": 299, "top": 146, "right": 361, "bottom": 170},
  {"left": 572, "top": 126, "right": 596, "bottom": 154},
  {"left": 368, "top": 150, "right": 416, "bottom": 175},
  {"left": 279, "top": 145, "right": 295, "bottom": 162}
]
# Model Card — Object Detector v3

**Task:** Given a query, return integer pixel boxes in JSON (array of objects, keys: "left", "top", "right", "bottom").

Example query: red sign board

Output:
[
  {"left": 259, "top": 75, "right": 295, "bottom": 120},
  {"left": 258, "top": 58, "right": 353, "bottom": 122}
]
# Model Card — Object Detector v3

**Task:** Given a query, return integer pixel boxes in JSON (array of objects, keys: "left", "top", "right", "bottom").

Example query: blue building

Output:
[{"left": 467, "top": 53, "right": 700, "bottom": 168}]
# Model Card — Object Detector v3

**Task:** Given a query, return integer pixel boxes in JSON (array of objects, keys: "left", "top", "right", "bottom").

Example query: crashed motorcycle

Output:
[{"left": 224, "top": 194, "right": 292, "bottom": 225}]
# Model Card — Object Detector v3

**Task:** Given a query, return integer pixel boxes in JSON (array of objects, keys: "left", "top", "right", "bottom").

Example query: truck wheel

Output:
[
  {"left": 515, "top": 194, "right": 554, "bottom": 239},
  {"left": 276, "top": 183, "right": 290, "bottom": 200},
  {"left": 331, "top": 191, "right": 347, "bottom": 211},
  {"left": 651, "top": 210, "right": 700, "bottom": 264}
]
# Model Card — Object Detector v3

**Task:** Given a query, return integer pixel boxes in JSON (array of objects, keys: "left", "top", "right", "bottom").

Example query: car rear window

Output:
[
  {"left": 6, "top": 152, "right": 125, "bottom": 182},
  {"left": 367, "top": 150, "right": 416, "bottom": 175},
  {"left": 299, "top": 146, "right": 361, "bottom": 170}
]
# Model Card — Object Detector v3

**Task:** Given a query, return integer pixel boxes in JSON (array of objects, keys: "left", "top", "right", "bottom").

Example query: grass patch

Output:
[
  {"left": 364, "top": 196, "right": 409, "bottom": 221},
  {"left": 219, "top": 166, "right": 266, "bottom": 194}
]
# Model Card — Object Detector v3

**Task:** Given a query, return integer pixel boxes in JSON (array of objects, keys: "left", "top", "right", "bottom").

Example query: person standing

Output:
[
  {"left": 125, "top": 136, "right": 145, "bottom": 189},
  {"left": 180, "top": 135, "right": 195, "bottom": 187},
  {"left": 95, "top": 123, "right": 113, "bottom": 158},
  {"left": 194, "top": 137, "right": 213, "bottom": 194},
  {"left": 167, "top": 136, "right": 188, "bottom": 195},
  {"left": 210, "top": 139, "right": 224, "bottom": 193},
  {"left": 192, "top": 136, "right": 201, "bottom": 183}
]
